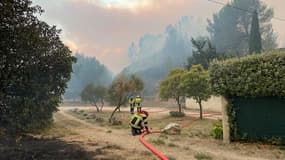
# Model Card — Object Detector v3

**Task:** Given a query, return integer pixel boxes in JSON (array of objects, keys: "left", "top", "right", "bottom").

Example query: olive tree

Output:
[
  {"left": 81, "top": 84, "right": 107, "bottom": 112},
  {"left": 181, "top": 65, "right": 211, "bottom": 119},
  {"left": 159, "top": 68, "right": 186, "bottom": 113},
  {"left": 108, "top": 75, "right": 144, "bottom": 123}
]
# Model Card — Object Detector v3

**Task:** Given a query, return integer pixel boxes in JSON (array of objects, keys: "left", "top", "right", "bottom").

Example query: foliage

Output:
[
  {"left": 108, "top": 75, "right": 144, "bottom": 122},
  {"left": 169, "top": 111, "right": 185, "bottom": 117},
  {"left": 128, "top": 74, "right": 144, "bottom": 95},
  {"left": 108, "top": 76, "right": 129, "bottom": 106},
  {"left": 207, "top": 0, "right": 277, "bottom": 55},
  {"left": 167, "top": 143, "right": 177, "bottom": 147},
  {"left": 80, "top": 83, "right": 107, "bottom": 112},
  {"left": 159, "top": 68, "right": 186, "bottom": 113},
  {"left": 194, "top": 153, "right": 212, "bottom": 160},
  {"left": 0, "top": 0, "right": 75, "bottom": 132},
  {"left": 249, "top": 11, "right": 262, "bottom": 54},
  {"left": 211, "top": 120, "right": 223, "bottom": 139},
  {"left": 226, "top": 98, "right": 237, "bottom": 142},
  {"left": 186, "top": 37, "right": 220, "bottom": 70},
  {"left": 209, "top": 50, "right": 285, "bottom": 97},
  {"left": 181, "top": 65, "right": 211, "bottom": 119},
  {"left": 65, "top": 54, "right": 112, "bottom": 100},
  {"left": 151, "top": 138, "right": 166, "bottom": 145}
]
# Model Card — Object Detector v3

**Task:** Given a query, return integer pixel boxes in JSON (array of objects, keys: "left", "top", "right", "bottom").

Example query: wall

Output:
[{"left": 185, "top": 96, "right": 222, "bottom": 112}]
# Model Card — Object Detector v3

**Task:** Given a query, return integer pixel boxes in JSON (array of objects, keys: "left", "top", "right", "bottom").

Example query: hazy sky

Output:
[{"left": 33, "top": 0, "right": 285, "bottom": 73}]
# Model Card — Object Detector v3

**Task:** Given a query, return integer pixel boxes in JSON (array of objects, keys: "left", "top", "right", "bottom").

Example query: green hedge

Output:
[
  {"left": 209, "top": 50, "right": 285, "bottom": 97},
  {"left": 169, "top": 111, "right": 185, "bottom": 117}
]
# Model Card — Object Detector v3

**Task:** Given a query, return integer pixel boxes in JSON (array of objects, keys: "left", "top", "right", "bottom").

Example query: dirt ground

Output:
[{"left": 1, "top": 106, "right": 285, "bottom": 160}]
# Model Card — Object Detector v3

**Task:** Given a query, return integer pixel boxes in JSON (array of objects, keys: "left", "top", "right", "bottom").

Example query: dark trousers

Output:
[
  {"left": 130, "top": 107, "right": 134, "bottom": 114},
  {"left": 131, "top": 127, "right": 142, "bottom": 136},
  {"left": 136, "top": 103, "right": 141, "bottom": 112}
]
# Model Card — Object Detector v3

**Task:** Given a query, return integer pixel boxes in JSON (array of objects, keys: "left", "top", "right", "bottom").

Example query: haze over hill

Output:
[
  {"left": 121, "top": 16, "right": 205, "bottom": 95},
  {"left": 33, "top": 0, "right": 285, "bottom": 73},
  {"left": 65, "top": 54, "right": 113, "bottom": 100}
]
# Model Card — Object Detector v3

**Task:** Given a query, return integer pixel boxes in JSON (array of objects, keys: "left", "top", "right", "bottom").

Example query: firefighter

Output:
[
  {"left": 129, "top": 96, "right": 135, "bottom": 114},
  {"left": 129, "top": 110, "right": 149, "bottom": 136},
  {"left": 135, "top": 95, "right": 142, "bottom": 112}
]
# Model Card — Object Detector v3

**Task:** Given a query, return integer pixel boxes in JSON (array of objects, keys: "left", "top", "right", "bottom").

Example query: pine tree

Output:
[{"left": 249, "top": 10, "right": 262, "bottom": 54}]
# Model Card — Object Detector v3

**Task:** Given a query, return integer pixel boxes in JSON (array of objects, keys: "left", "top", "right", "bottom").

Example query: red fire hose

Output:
[
  {"left": 139, "top": 130, "right": 169, "bottom": 160},
  {"left": 139, "top": 113, "right": 219, "bottom": 160}
]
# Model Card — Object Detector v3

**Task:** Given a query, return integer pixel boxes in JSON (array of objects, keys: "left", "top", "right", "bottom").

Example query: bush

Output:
[
  {"left": 211, "top": 120, "right": 223, "bottom": 139},
  {"left": 110, "top": 117, "right": 122, "bottom": 125},
  {"left": 151, "top": 138, "right": 165, "bottom": 145},
  {"left": 169, "top": 111, "right": 185, "bottom": 117},
  {"left": 209, "top": 50, "right": 285, "bottom": 97},
  {"left": 168, "top": 143, "right": 177, "bottom": 147},
  {"left": 0, "top": 0, "right": 75, "bottom": 133},
  {"left": 194, "top": 152, "right": 212, "bottom": 160}
]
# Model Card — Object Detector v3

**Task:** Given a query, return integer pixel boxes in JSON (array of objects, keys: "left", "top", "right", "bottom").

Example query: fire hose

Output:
[{"left": 139, "top": 112, "right": 220, "bottom": 160}]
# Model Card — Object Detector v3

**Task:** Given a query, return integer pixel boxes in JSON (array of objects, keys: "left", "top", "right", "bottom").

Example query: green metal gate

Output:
[{"left": 233, "top": 97, "right": 285, "bottom": 143}]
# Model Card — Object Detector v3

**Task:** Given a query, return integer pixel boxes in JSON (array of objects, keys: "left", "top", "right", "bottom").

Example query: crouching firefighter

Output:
[{"left": 129, "top": 110, "right": 149, "bottom": 136}]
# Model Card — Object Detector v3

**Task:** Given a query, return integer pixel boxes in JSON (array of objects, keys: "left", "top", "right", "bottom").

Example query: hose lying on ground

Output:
[
  {"left": 139, "top": 113, "right": 219, "bottom": 160},
  {"left": 139, "top": 130, "right": 169, "bottom": 160}
]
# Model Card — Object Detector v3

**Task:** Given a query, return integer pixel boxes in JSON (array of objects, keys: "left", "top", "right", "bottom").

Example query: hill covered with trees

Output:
[{"left": 64, "top": 54, "right": 113, "bottom": 100}]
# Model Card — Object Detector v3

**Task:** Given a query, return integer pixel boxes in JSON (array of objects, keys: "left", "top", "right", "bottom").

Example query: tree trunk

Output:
[
  {"left": 100, "top": 99, "right": 104, "bottom": 112},
  {"left": 92, "top": 102, "right": 100, "bottom": 112},
  {"left": 96, "top": 105, "right": 100, "bottom": 112},
  {"left": 176, "top": 97, "right": 182, "bottom": 113},
  {"left": 198, "top": 100, "right": 203, "bottom": 120},
  {"left": 109, "top": 105, "right": 120, "bottom": 123}
]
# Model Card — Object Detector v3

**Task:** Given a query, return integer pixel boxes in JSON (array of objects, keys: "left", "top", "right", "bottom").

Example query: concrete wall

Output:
[{"left": 185, "top": 96, "right": 222, "bottom": 112}]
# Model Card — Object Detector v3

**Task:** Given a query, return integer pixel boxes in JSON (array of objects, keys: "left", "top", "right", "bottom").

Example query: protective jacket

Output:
[
  {"left": 129, "top": 98, "right": 135, "bottom": 107},
  {"left": 129, "top": 112, "right": 148, "bottom": 129}
]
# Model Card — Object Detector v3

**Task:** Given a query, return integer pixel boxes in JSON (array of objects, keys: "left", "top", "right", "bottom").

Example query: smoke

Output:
[
  {"left": 126, "top": 16, "right": 207, "bottom": 70},
  {"left": 64, "top": 53, "right": 113, "bottom": 99},
  {"left": 123, "top": 16, "right": 206, "bottom": 95}
]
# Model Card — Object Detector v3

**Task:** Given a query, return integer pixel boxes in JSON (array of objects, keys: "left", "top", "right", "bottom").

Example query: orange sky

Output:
[{"left": 33, "top": 0, "right": 285, "bottom": 73}]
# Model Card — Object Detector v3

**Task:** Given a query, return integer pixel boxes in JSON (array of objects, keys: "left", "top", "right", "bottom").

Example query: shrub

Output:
[
  {"left": 110, "top": 117, "right": 122, "bottom": 125},
  {"left": 194, "top": 152, "right": 212, "bottom": 160},
  {"left": 151, "top": 138, "right": 165, "bottom": 145},
  {"left": 169, "top": 111, "right": 185, "bottom": 117},
  {"left": 95, "top": 117, "right": 104, "bottom": 123},
  {"left": 0, "top": 0, "right": 75, "bottom": 133},
  {"left": 209, "top": 50, "right": 285, "bottom": 97},
  {"left": 210, "top": 50, "right": 285, "bottom": 144},
  {"left": 168, "top": 143, "right": 177, "bottom": 147},
  {"left": 211, "top": 120, "right": 223, "bottom": 139}
]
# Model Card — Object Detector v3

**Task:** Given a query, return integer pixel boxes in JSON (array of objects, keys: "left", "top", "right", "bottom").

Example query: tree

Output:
[
  {"left": 108, "top": 75, "right": 144, "bottom": 123},
  {"left": 0, "top": 0, "right": 75, "bottom": 132},
  {"left": 207, "top": 0, "right": 277, "bottom": 55},
  {"left": 159, "top": 68, "right": 186, "bottom": 113},
  {"left": 181, "top": 65, "right": 211, "bottom": 119},
  {"left": 128, "top": 74, "right": 144, "bottom": 95},
  {"left": 65, "top": 54, "right": 112, "bottom": 100},
  {"left": 249, "top": 10, "right": 262, "bottom": 54},
  {"left": 185, "top": 37, "right": 219, "bottom": 70},
  {"left": 81, "top": 84, "right": 107, "bottom": 112}
]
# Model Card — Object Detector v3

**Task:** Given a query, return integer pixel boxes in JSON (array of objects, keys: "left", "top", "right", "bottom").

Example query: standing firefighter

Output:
[
  {"left": 129, "top": 110, "right": 149, "bottom": 136},
  {"left": 135, "top": 95, "right": 142, "bottom": 112},
  {"left": 129, "top": 96, "right": 135, "bottom": 114}
]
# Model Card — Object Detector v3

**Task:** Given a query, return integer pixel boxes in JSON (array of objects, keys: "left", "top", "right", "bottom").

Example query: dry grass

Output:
[{"left": 63, "top": 108, "right": 285, "bottom": 160}]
